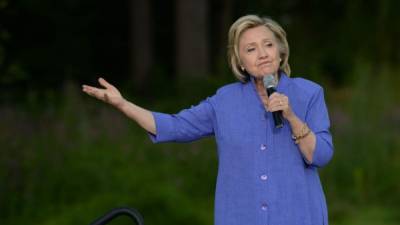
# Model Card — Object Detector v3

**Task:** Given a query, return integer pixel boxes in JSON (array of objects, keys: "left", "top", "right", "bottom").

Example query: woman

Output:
[{"left": 82, "top": 15, "right": 333, "bottom": 225}]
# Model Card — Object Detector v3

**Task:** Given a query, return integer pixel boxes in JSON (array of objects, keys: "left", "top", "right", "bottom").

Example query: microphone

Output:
[{"left": 263, "top": 74, "right": 284, "bottom": 128}]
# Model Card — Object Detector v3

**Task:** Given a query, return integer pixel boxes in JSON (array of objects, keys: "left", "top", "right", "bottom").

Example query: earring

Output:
[{"left": 241, "top": 66, "right": 245, "bottom": 71}]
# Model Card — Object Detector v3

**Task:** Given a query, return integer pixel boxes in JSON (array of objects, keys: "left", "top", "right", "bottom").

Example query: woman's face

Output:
[{"left": 238, "top": 25, "right": 281, "bottom": 79}]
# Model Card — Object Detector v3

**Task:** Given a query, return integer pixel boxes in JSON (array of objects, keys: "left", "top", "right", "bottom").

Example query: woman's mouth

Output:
[{"left": 258, "top": 61, "right": 272, "bottom": 67}]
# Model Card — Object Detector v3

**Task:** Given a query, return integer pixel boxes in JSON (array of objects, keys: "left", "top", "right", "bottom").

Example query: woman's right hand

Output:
[{"left": 82, "top": 77, "right": 126, "bottom": 109}]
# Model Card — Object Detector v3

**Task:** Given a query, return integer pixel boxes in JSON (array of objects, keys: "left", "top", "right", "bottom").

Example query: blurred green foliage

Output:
[{"left": 1, "top": 61, "right": 400, "bottom": 225}]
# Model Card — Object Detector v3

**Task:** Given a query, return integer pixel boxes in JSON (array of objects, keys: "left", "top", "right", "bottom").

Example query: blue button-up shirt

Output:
[{"left": 150, "top": 73, "right": 334, "bottom": 225}]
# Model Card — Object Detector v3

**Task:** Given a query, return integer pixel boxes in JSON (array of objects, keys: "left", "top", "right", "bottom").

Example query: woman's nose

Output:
[{"left": 258, "top": 47, "right": 268, "bottom": 58}]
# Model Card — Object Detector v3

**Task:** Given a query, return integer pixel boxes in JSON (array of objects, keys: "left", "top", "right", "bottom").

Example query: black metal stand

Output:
[{"left": 89, "top": 207, "right": 144, "bottom": 225}]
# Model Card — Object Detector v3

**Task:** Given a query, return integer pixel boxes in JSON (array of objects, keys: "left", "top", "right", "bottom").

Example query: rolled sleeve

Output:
[
  {"left": 312, "top": 130, "right": 333, "bottom": 167},
  {"left": 148, "top": 112, "right": 178, "bottom": 143},
  {"left": 149, "top": 97, "right": 215, "bottom": 143},
  {"left": 305, "top": 87, "right": 334, "bottom": 167}
]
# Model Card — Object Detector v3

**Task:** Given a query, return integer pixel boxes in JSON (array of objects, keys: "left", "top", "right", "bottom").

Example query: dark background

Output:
[{"left": 1, "top": 0, "right": 400, "bottom": 224}]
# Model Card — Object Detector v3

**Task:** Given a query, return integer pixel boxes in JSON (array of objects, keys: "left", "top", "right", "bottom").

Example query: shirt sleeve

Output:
[
  {"left": 305, "top": 87, "right": 334, "bottom": 167},
  {"left": 148, "top": 97, "right": 215, "bottom": 143}
]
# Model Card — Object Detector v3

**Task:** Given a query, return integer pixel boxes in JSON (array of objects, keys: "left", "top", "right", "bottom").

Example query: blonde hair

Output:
[{"left": 227, "top": 15, "right": 291, "bottom": 82}]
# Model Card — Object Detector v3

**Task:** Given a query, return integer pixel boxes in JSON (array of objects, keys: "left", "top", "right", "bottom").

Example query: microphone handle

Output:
[{"left": 266, "top": 87, "right": 284, "bottom": 128}]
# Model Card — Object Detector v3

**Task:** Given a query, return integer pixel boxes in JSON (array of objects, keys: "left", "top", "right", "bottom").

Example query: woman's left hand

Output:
[{"left": 267, "top": 92, "right": 296, "bottom": 121}]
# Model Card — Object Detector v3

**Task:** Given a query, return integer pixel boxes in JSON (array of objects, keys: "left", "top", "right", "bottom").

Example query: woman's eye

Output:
[
  {"left": 265, "top": 43, "right": 273, "bottom": 47},
  {"left": 247, "top": 48, "right": 255, "bottom": 53}
]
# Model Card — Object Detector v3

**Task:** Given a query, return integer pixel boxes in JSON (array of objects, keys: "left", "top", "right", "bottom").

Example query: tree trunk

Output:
[
  {"left": 215, "top": 0, "right": 233, "bottom": 75},
  {"left": 131, "top": 0, "right": 152, "bottom": 92},
  {"left": 176, "top": 0, "right": 209, "bottom": 77}
]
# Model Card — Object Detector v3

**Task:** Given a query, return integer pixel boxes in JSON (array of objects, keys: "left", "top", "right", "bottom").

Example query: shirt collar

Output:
[{"left": 276, "top": 71, "right": 290, "bottom": 92}]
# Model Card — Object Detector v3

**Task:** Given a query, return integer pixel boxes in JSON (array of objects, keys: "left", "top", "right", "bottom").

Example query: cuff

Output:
[
  {"left": 311, "top": 134, "right": 334, "bottom": 167},
  {"left": 148, "top": 112, "right": 176, "bottom": 143}
]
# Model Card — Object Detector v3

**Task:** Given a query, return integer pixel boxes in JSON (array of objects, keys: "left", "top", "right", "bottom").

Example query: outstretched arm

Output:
[{"left": 82, "top": 77, "right": 156, "bottom": 135}]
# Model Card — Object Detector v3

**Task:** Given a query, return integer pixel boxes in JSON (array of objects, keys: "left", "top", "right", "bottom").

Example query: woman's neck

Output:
[
  {"left": 254, "top": 78, "right": 267, "bottom": 97},
  {"left": 253, "top": 72, "right": 280, "bottom": 98}
]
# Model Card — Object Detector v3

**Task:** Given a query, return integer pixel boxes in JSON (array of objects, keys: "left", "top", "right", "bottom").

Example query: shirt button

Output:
[
  {"left": 261, "top": 203, "right": 268, "bottom": 211},
  {"left": 260, "top": 174, "right": 268, "bottom": 180},
  {"left": 260, "top": 144, "right": 267, "bottom": 150}
]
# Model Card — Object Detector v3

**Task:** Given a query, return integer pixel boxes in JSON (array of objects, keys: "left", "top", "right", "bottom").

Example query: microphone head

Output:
[{"left": 263, "top": 74, "right": 276, "bottom": 88}]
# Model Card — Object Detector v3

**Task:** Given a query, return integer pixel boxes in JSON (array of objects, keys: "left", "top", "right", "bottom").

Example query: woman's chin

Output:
[{"left": 255, "top": 70, "right": 277, "bottom": 77}]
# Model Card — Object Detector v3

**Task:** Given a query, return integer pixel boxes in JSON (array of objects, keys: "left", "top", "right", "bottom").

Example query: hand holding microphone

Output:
[{"left": 263, "top": 75, "right": 295, "bottom": 128}]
